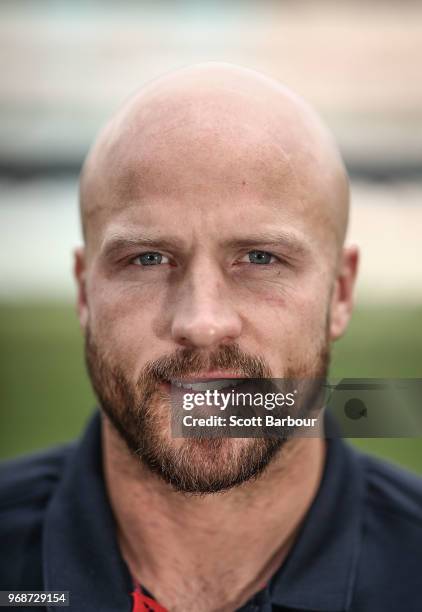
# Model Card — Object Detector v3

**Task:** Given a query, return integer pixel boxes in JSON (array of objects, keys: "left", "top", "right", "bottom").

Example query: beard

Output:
[{"left": 85, "top": 326, "right": 330, "bottom": 495}]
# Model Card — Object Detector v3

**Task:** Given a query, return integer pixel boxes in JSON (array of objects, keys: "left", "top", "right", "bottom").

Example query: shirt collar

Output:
[
  {"left": 43, "top": 411, "right": 364, "bottom": 612},
  {"left": 43, "top": 412, "right": 133, "bottom": 612},
  {"left": 269, "top": 420, "right": 365, "bottom": 611}
]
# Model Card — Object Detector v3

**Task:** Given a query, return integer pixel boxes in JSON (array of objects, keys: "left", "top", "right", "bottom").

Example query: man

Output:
[{"left": 1, "top": 63, "right": 421, "bottom": 612}]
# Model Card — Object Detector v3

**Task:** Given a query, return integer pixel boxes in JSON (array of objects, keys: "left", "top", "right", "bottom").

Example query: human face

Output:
[{"left": 75, "top": 105, "right": 355, "bottom": 493}]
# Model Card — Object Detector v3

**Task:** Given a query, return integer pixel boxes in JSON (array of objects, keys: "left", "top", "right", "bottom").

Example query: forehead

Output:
[
  {"left": 82, "top": 96, "right": 341, "bottom": 257},
  {"left": 109, "top": 99, "right": 301, "bottom": 191}
]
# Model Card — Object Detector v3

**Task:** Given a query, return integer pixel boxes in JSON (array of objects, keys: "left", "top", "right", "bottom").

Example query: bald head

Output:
[{"left": 80, "top": 62, "right": 349, "bottom": 257}]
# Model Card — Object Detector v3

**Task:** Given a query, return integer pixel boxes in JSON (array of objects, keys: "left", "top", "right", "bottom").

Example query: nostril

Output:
[{"left": 171, "top": 299, "right": 242, "bottom": 349}]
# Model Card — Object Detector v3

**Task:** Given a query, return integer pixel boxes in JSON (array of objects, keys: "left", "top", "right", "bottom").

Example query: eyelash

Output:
[
  {"left": 130, "top": 250, "right": 282, "bottom": 267},
  {"left": 132, "top": 252, "right": 171, "bottom": 266},
  {"left": 239, "top": 251, "right": 279, "bottom": 265}
]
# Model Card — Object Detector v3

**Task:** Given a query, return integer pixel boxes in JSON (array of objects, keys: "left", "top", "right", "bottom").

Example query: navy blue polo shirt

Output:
[{"left": 1, "top": 411, "right": 422, "bottom": 612}]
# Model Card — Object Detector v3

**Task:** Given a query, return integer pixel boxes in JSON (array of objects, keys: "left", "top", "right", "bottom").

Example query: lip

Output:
[
  {"left": 172, "top": 380, "right": 245, "bottom": 392},
  {"left": 158, "top": 373, "right": 249, "bottom": 396},
  {"left": 168, "top": 371, "right": 247, "bottom": 382},
  {"left": 162, "top": 372, "right": 249, "bottom": 393}
]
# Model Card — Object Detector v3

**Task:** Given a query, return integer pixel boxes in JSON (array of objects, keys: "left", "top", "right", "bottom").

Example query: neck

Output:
[{"left": 102, "top": 415, "right": 326, "bottom": 612}]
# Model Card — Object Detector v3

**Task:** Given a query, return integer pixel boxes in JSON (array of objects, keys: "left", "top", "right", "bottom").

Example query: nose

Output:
[{"left": 170, "top": 265, "right": 242, "bottom": 349}]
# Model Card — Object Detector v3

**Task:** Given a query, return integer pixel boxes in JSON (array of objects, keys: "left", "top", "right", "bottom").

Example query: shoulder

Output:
[
  {"left": 0, "top": 444, "right": 74, "bottom": 506},
  {"left": 360, "top": 451, "right": 422, "bottom": 527},
  {"left": 0, "top": 444, "right": 75, "bottom": 590},
  {"left": 352, "top": 450, "right": 422, "bottom": 612}
]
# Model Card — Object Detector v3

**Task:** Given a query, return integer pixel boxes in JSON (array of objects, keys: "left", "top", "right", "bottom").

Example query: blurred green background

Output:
[{"left": 1, "top": 302, "right": 421, "bottom": 472}]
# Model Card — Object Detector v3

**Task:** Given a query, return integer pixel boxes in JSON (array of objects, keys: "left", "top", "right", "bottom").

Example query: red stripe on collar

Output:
[{"left": 131, "top": 589, "right": 169, "bottom": 612}]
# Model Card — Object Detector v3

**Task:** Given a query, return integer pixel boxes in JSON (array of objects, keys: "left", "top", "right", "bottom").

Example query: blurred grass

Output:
[{"left": 0, "top": 302, "right": 421, "bottom": 472}]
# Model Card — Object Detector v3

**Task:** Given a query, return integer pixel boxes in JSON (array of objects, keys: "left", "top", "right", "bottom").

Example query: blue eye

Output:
[
  {"left": 247, "top": 250, "right": 275, "bottom": 265},
  {"left": 134, "top": 252, "right": 168, "bottom": 266}
]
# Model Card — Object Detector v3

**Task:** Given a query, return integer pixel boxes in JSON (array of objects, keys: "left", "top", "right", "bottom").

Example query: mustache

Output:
[
  {"left": 85, "top": 328, "right": 274, "bottom": 408},
  {"left": 138, "top": 344, "right": 273, "bottom": 385}
]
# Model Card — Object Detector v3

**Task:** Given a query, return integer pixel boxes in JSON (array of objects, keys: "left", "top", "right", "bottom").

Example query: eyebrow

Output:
[
  {"left": 225, "top": 231, "right": 310, "bottom": 258},
  {"left": 101, "top": 235, "right": 186, "bottom": 259},
  {"left": 101, "top": 230, "right": 310, "bottom": 260}
]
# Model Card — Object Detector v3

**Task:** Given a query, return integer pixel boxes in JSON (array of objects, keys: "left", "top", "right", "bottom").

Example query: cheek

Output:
[
  {"left": 87, "top": 276, "right": 160, "bottom": 370},
  {"left": 246, "top": 282, "right": 329, "bottom": 362}
]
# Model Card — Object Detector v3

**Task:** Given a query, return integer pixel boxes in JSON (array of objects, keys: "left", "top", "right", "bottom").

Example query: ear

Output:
[
  {"left": 74, "top": 247, "right": 89, "bottom": 331},
  {"left": 329, "top": 245, "right": 359, "bottom": 341}
]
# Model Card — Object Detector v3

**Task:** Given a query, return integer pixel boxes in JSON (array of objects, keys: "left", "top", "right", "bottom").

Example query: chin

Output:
[{"left": 136, "top": 433, "right": 283, "bottom": 495}]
